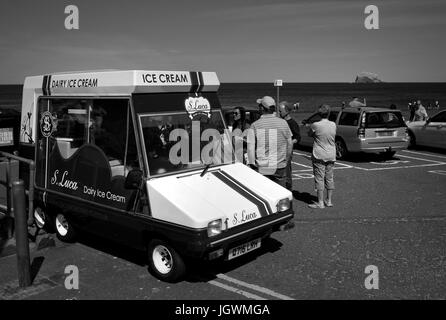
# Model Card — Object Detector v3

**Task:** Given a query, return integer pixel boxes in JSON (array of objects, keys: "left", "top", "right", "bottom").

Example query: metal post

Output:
[
  {"left": 13, "top": 180, "right": 32, "bottom": 287},
  {"left": 27, "top": 163, "right": 35, "bottom": 226},
  {"left": 276, "top": 86, "right": 280, "bottom": 116}
]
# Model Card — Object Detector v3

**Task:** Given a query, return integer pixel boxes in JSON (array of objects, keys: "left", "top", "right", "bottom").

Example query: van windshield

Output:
[
  {"left": 365, "top": 111, "right": 405, "bottom": 129},
  {"left": 139, "top": 111, "right": 232, "bottom": 176}
]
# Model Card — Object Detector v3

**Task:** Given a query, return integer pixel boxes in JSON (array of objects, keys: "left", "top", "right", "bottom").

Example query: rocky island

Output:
[{"left": 355, "top": 72, "right": 383, "bottom": 83}]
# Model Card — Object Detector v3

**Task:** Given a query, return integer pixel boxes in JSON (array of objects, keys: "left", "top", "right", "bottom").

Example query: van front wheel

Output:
[{"left": 147, "top": 239, "right": 186, "bottom": 283}]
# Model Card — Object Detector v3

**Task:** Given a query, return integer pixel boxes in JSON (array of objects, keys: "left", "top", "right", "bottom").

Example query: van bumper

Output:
[{"left": 182, "top": 209, "right": 294, "bottom": 260}]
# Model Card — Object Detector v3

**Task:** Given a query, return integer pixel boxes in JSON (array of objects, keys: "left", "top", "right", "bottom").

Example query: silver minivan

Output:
[{"left": 300, "top": 107, "right": 410, "bottom": 159}]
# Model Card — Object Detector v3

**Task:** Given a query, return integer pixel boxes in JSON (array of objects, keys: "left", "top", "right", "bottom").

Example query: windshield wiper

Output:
[{"left": 200, "top": 163, "right": 211, "bottom": 177}]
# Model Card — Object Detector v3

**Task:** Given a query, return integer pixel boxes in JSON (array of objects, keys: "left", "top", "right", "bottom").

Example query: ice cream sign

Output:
[{"left": 185, "top": 96, "right": 211, "bottom": 120}]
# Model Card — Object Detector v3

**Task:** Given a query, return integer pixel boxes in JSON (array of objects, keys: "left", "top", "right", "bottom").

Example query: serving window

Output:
[{"left": 35, "top": 97, "right": 142, "bottom": 212}]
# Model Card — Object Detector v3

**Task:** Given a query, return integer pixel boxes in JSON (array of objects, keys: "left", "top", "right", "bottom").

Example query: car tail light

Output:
[{"left": 357, "top": 128, "right": 365, "bottom": 139}]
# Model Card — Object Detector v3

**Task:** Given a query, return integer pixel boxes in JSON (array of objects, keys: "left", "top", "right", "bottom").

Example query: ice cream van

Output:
[{"left": 19, "top": 70, "right": 294, "bottom": 282}]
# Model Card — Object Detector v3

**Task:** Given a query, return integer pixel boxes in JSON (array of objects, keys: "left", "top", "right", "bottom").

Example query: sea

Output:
[{"left": 1, "top": 83, "right": 445, "bottom": 120}]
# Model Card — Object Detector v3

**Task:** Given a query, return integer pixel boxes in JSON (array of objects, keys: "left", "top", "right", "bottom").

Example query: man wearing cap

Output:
[
  {"left": 247, "top": 96, "right": 292, "bottom": 188},
  {"left": 279, "top": 101, "right": 301, "bottom": 190}
]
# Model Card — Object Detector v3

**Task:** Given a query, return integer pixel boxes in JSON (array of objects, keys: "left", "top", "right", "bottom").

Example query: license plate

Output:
[
  {"left": 228, "top": 238, "right": 261, "bottom": 260},
  {"left": 377, "top": 131, "right": 393, "bottom": 137}
]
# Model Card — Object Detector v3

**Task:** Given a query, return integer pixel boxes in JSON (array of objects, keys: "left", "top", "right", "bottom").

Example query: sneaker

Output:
[
  {"left": 308, "top": 202, "right": 325, "bottom": 209},
  {"left": 324, "top": 201, "right": 333, "bottom": 207}
]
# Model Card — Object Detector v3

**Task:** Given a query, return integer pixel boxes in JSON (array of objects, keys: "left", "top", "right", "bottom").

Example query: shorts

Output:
[{"left": 312, "top": 158, "right": 335, "bottom": 191}]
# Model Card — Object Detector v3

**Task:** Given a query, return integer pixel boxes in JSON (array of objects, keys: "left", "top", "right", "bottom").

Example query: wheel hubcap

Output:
[
  {"left": 56, "top": 214, "right": 69, "bottom": 236},
  {"left": 34, "top": 209, "right": 45, "bottom": 228},
  {"left": 152, "top": 245, "right": 173, "bottom": 274}
]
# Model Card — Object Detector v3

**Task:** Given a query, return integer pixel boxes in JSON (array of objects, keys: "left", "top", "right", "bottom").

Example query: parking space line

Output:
[
  {"left": 397, "top": 153, "right": 446, "bottom": 165},
  {"left": 402, "top": 150, "right": 446, "bottom": 160},
  {"left": 208, "top": 280, "right": 267, "bottom": 300},
  {"left": 428, "top": 170, "right": 446, "bottom": 176},
  {"left": 335, "top": 161, "right": 353, "bottom": 168},
  {"left": 292, "top": 162, "right": 313, "bottom": 169},
  {"left": 293, "top": 151, "right": 309, "bottom": 156},
  {"left": 215, "top": 274, "right": 294, "bottom": 300},
  {"left": 365, "top": 163, "right": 446, "bottom": 171}
]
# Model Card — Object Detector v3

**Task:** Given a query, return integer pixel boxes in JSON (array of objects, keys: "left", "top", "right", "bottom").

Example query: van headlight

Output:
[
  {"left": 277, "top": 198, "right": 291, "bottom": 212},
  {"left": 207, "top": 219, "right": 222, "bottom": 237}
]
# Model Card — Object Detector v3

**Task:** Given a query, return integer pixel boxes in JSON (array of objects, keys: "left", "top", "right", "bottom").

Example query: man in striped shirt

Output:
[{"left": 247, "top": 96, "right": 292, "bottom": 188}]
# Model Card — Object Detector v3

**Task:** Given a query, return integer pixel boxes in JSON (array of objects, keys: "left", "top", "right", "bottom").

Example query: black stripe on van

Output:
[
  {"left": 42, "top": 75, "right": 48, "bottom": 95},
  {"left": 219, "top": 170, "right": 273, "bottom": 215},
  {"left": 212, "top": 171, "right": 269, "bottom": 217},
  {"left": 197, "top": 72, "right": 204, "bottom": 92},
  {"left": 47, "top": 75, "right": 52, "bottom": 96},
  {"left": 190, "top": 71, "right": 199, "bottom": 93}
]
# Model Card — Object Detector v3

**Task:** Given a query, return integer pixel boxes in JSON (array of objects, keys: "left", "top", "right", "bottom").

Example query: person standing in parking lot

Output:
[
  {"left": 308, "top": 104, "right": 336, "bottom": 209},
  {"left": 414, "top": 100, "right": 428, "bottom": 121},
  {"left": 248, "top": 96, "right": 292, "bottom": 188},
  {"left": 279, "top": 101, "right": 301, "bottom": 190}
]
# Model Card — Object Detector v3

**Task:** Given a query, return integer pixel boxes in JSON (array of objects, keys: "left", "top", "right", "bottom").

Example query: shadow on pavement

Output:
[
  {"left": 30, "top": 256, "right": 45, "bottom": 283},
  {"left": 184, "top": 237, "right": 283, "bottom": 283},
  {"left": 292, "top": 191, "right": 318, "bottom": 204},
  {"left": 76, "top": 232, "right": 147, "bottom": 267}
]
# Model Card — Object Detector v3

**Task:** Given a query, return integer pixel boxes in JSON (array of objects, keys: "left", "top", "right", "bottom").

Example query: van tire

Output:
[
  {"left": 335, "top": 139, "right": 348, "bottom": 160},
  {"left": 54, "top": 213, "right": 76, "bottom": 242},
  {"left": 147, "top": 239, "right": 186, "bottom": 283}
]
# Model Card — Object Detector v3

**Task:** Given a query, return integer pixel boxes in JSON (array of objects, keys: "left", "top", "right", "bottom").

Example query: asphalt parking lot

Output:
[{"left": 1, "top": 148, "right": 445, "bottom": 300}]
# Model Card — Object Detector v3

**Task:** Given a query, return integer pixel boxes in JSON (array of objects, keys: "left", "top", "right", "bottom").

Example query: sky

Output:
[{"left": 0, "top": 0, "right": 445, "bottom": 84}]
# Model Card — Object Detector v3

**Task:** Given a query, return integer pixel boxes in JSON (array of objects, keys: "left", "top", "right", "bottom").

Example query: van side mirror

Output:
[{"left": 125, "top": 169, "right": 143, "bottom": 189}]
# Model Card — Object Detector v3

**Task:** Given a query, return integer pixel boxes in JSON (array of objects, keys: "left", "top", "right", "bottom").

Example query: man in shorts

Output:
[{"left": 308, "top": 104, "right": 336, "bottom": 209}]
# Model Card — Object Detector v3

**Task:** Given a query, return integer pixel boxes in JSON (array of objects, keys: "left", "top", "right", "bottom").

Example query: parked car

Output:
[
  {"left": 407, "top": 110, "right": 446, "bottom": 149},
  {"left": 299, "top": 106, "right": 410, "bottom": 159}
]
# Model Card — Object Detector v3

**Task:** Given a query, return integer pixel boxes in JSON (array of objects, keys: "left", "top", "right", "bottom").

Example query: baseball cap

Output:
[{"left": 256, "top": 96, "right": 276, "bottom": 109}]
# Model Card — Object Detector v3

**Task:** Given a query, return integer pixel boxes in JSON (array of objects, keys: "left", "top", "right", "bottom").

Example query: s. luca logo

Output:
[
  {"left": 40, "top": 111, "right": 58, "bottom": 138},
  {"left": 185, "top": 97, "right": 211, "bottom": 120}
]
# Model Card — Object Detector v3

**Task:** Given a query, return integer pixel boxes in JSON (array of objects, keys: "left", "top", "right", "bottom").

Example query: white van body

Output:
[{"left": 20, "top": 70, "right": 294, "bottom": 282}]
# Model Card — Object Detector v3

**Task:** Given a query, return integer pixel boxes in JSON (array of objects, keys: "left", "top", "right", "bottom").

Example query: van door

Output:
[{"left": 36, "top": 98, "right": 145, "bottom": 245}]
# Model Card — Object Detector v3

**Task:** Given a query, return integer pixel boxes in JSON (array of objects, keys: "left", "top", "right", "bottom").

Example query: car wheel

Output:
[
  {"left": 147, "top": 239, "right": 186, "bottom": 283},
  {"left": 408, "top": 130, "right": 416, "bottom": 148},
  {"left": 335, "top": 139, "right": 348, "bottom": 160},
  {"left": 55, "top": 213, "right": 76, "bottom": 242}
]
